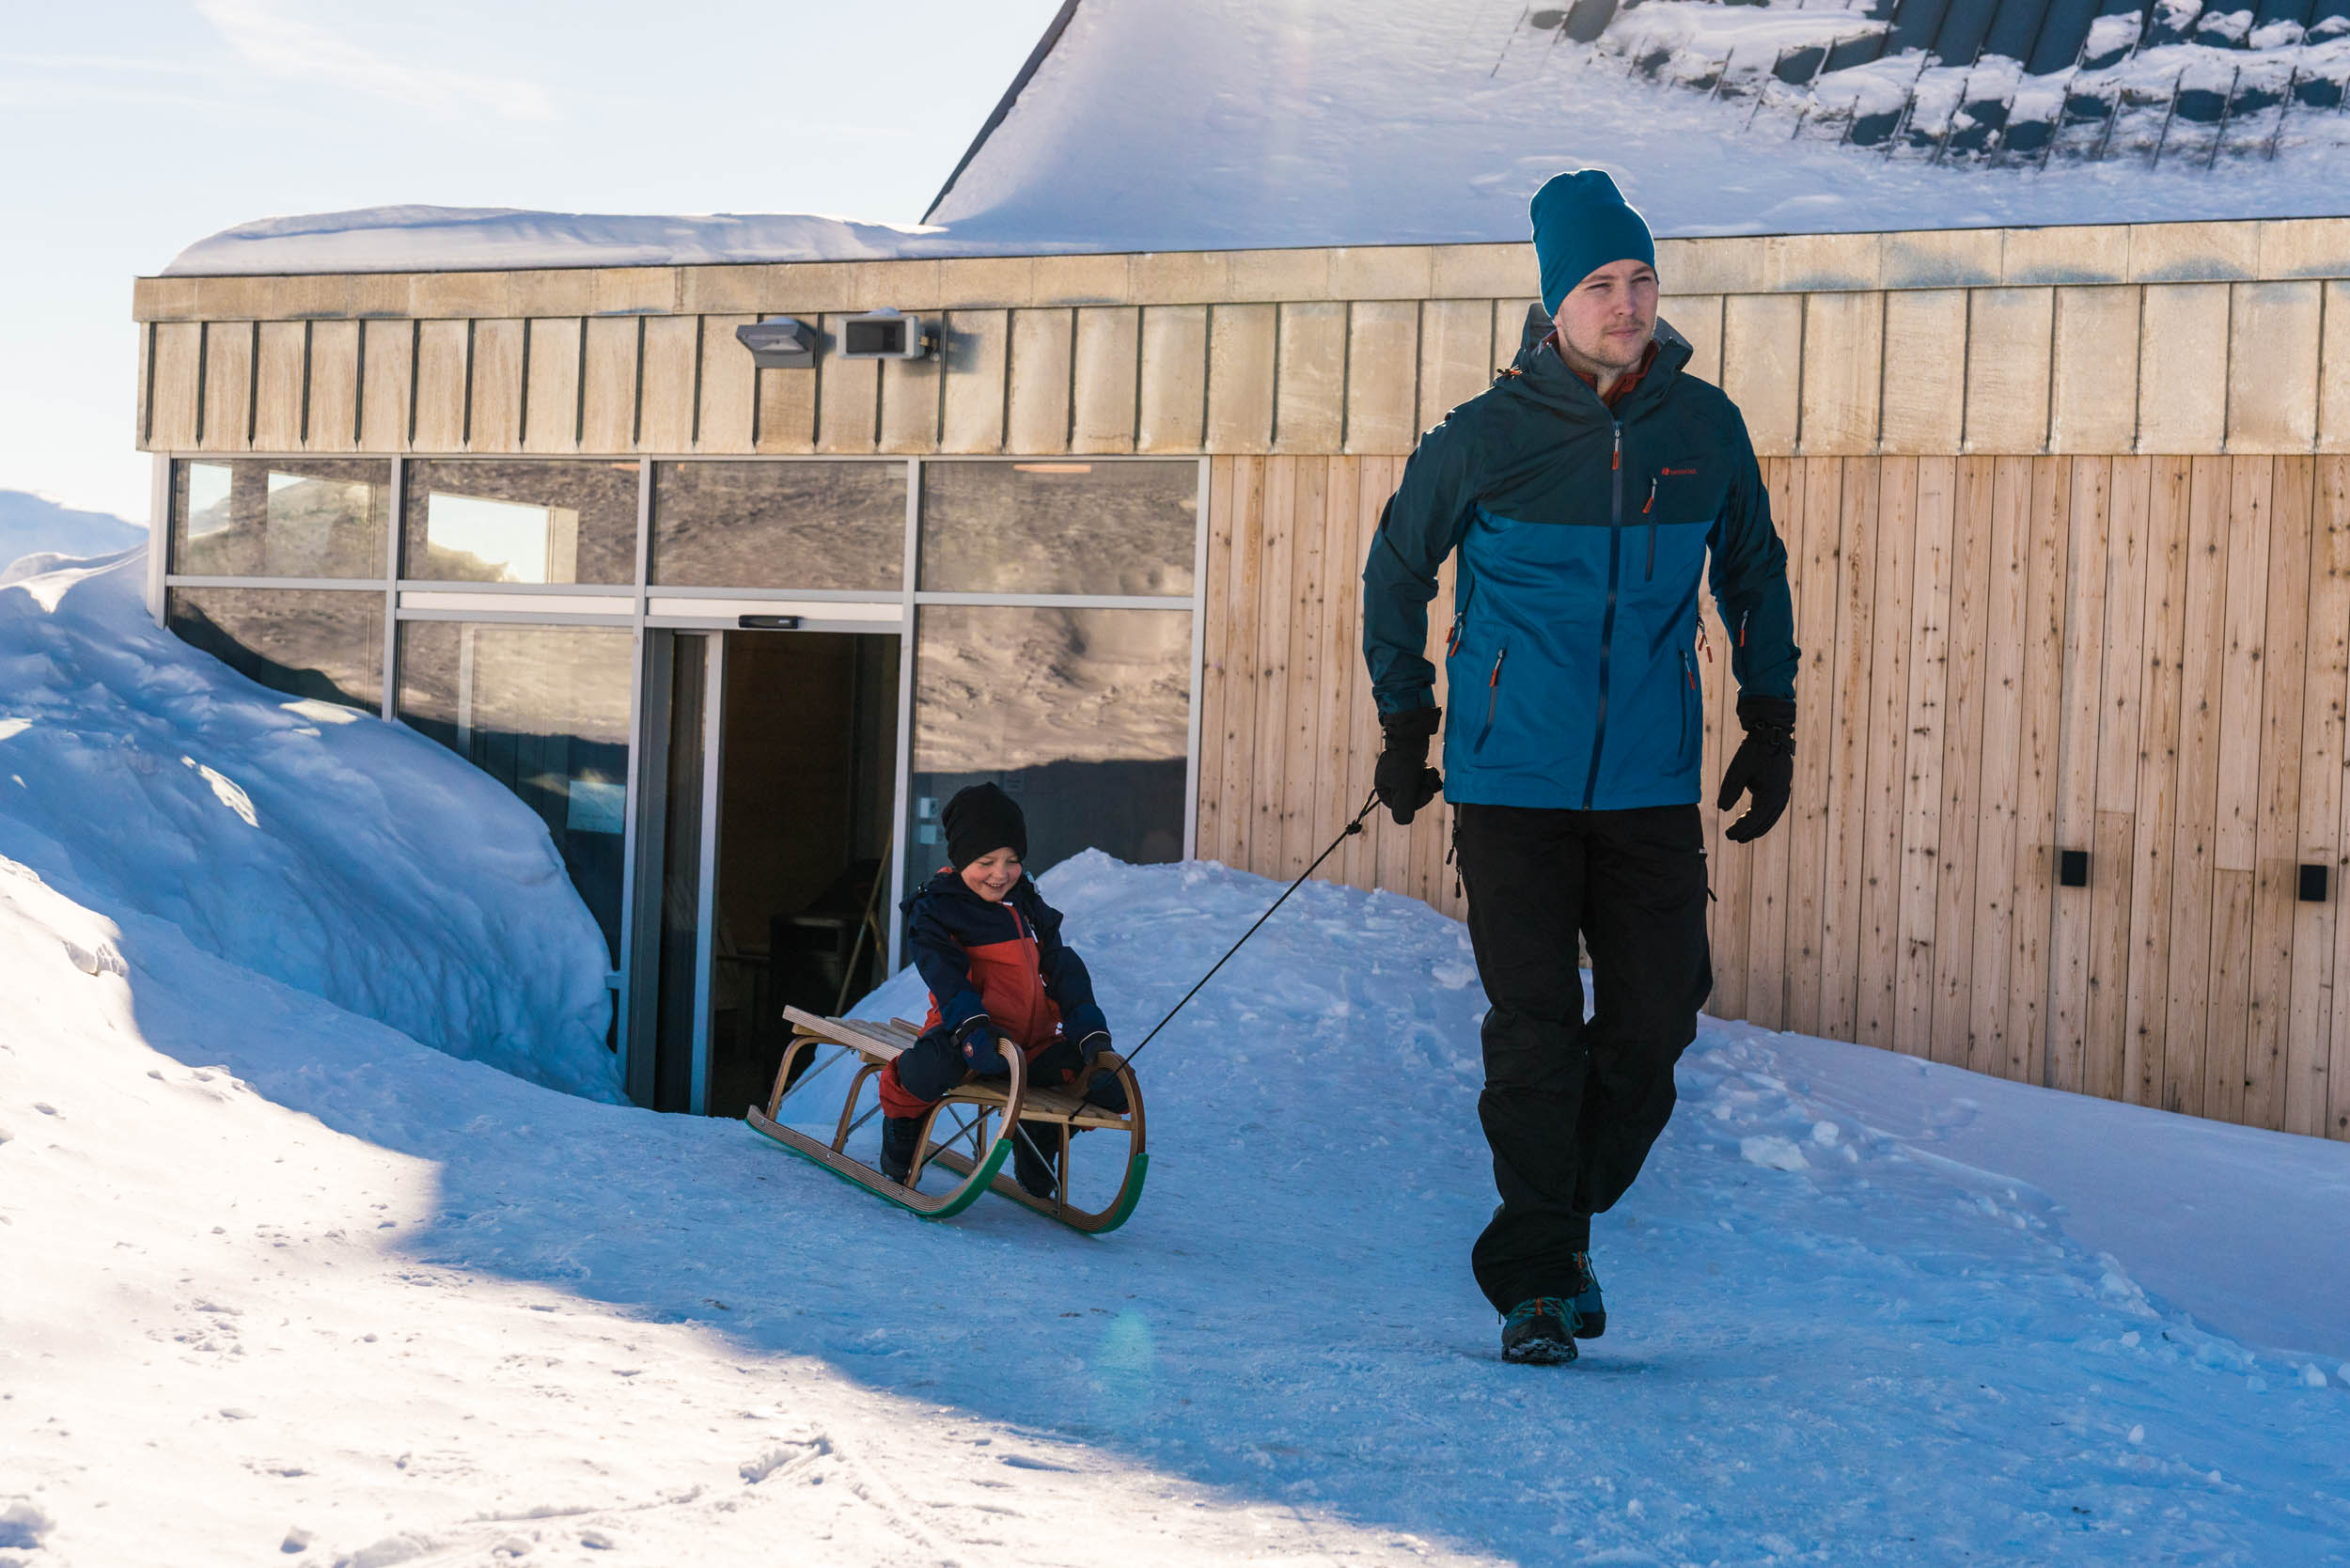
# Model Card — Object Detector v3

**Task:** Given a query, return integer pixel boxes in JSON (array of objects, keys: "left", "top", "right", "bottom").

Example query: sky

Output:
[{"left": 0, "top": 0, "right": 1065, "bottom": 525}]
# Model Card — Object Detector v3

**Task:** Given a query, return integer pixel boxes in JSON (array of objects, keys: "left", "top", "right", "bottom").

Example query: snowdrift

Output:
[{"left": 0, "top": 551, "right": 619, "bottom": 1100}]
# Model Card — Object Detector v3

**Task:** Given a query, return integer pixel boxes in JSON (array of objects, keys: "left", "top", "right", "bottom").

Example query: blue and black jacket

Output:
[
  {"left": 1362, "top": 310, "right": 1798, "bottom": 810},
  {"left": 902, "top": 870, "right": 1109, "bottom": 1054}
]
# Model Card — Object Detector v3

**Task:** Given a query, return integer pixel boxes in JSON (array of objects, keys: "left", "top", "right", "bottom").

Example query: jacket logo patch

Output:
[{"left": 1662, "top": 466, "right": 1698, "bottom": 477}]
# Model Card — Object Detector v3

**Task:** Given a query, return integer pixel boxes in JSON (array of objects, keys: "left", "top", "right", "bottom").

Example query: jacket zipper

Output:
[
  {"left": 1679, "top": 649, "right": 1696, "bottom": 754},
  {"left": 1581, "top": 422, "right": 1624, "bottom": 809},
  {"left": 1474, "top": 646, "right": 1507, "bottom": 753},
  {"left": 1643, "top": 475, "right": 1659, "bottom": 581}
]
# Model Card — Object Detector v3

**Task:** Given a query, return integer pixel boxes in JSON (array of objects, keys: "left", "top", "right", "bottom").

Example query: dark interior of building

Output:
[{"left": 702, "top": 629, "right": 899, "bottom": 1118}]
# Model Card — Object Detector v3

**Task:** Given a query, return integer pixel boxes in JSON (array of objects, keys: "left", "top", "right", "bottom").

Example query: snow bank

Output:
[{"left": 0, "top": 551, "right": 619, "bottom": 1100}]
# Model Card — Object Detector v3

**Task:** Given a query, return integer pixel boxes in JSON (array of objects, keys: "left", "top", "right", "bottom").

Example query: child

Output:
[{"left": 876, "top": 782, "right": 1128, "bottom": 1197}]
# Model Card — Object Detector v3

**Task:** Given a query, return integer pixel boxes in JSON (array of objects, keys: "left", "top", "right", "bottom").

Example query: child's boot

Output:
[
  {"left": 879, "top": 1116, "right": 922, "bottom": 1184},
  {"left": 1011, "top": 1121, "right": 1059, "bottom": 1200}
]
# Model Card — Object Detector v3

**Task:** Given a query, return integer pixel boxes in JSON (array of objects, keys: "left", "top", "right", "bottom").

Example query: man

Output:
[{"left": 1361, "top": 169, "right": 1799, "bottom": 1365}]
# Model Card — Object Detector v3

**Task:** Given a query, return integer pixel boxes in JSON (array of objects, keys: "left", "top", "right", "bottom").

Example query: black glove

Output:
[
  {"left": 1374, "top": 706, "right": 1443, "bottom": 825},
  {"left": 1075, "top": 1030, "right": 1110, "bottom": 1064},
  {"left": 1717, "top": 695, "right": 1795, "bottom": 843}
]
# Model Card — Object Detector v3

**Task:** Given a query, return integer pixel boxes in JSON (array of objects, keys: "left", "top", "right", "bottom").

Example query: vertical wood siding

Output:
[{"left": 1197, "top": 453, "right": 2350, "bottom": 1141}]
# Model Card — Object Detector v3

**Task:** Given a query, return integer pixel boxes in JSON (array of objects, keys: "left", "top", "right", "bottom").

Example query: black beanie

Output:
[{"left": 943, "top": 782, "right": 1027, "bottom": 870}]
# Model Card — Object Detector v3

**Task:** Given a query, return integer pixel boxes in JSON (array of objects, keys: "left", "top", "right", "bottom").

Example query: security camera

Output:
[
  {"left": 838, "top": 309, "right": 936, "bottom": 360},
  {"left": 736, "top": 316, "right": 815, "bottom": 369}
]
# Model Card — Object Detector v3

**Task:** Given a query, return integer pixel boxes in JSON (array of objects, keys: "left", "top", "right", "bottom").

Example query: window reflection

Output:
[
  {"left": 908, "top": 604, "right": 1190, "bottom": 899},
  {"left": 402, "top": 461, "right": 637, "bottom": 586},
  {"left": 397, "top": 621, "right": 634, "bottom": 964},
  {"left": 651, "top": 462, "right": 905, "bottom": 590},
  {"left": 171, "top": 459, "right": 389, "bottom": 579},
  {"left": 165, "top": 587, "right": 384, "bottom": 711},
  {"left": 919, "top": 461, "right": 1197, "bottom": 596},
  {"left": 424, "top": 493, "right": 580, "bottom": 584}
]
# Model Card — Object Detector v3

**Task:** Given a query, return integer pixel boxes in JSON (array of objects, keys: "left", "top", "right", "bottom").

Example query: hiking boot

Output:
[
  {"left": 878, "top": 1116, "right": 922, "bottom": 1184},
  {"left": 1570, "top": 1252, "right": 1606, "bottom": 1340},
  {"left": 1500, "top": 1297, "right": 1580, "bottom": 1364},
  {"left": 1011, "top": 1121, "right": 1060, "bottom": 1200}
]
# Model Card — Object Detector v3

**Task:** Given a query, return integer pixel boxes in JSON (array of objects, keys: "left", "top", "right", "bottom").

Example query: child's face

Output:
[{"left": 959, "top": 847, "right": 1022, "bottom": 902}]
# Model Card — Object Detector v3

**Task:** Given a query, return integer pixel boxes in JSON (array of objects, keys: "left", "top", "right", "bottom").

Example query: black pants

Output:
[
  {"left": 1454, "top": 803, "right": 1712, "bottom": 1312},
  {"left": 894, "top": 1028, "right": 1129, "bottom": 1115}
]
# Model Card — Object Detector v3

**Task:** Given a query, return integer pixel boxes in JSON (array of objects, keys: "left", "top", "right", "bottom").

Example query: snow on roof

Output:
[
  {"left": 161, "top": 204, "right": 964, "bottom": 277},
  {"left": 927, "top": 0, "right": 2350, "bottom": 247},
  {"left": 164, "top": 0, "right": 2350, "bottom": 276}
]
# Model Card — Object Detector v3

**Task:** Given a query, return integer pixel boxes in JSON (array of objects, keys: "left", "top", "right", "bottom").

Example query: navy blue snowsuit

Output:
[
  {"left": 879, "top": 870, "right": 1117, "bottom": 1117},
  {"left": 1363, "top": 308, "right": 1799, "bottom": 1313}
]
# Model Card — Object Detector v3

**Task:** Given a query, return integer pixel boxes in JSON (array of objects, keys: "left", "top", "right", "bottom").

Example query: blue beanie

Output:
[{"left": 1530, "top": 170, "right": 1656, "bottom": 315}]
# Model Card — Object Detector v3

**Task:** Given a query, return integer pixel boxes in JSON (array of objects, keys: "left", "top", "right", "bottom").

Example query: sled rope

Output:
[{"left": 1119, "top": 790, "right": 1382, "bottom": 1073}]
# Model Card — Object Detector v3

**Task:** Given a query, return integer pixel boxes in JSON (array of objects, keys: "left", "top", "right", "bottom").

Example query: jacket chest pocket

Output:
[{"left": 1651, "top": 460, "right": 1724, "bottom": 526}]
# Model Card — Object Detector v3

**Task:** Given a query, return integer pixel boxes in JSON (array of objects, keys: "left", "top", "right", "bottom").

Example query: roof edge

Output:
[{"left": 920, "top": 0, "right": 1084, "bottom": 225}]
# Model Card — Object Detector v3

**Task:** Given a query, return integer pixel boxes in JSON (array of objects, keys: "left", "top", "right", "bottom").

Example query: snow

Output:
[
  {"left": 0, "top": 551, "right": 618, "bottom": 1101},
  {"left": 9, "top": 631, "right": 2350, "bottom": 1568},
  {"left": 159, "top": 1, "right": 2350, "bottom": 277},
  {"left": 0, "top": 493, "right": 145, "bottom": 572},
  {"left": 162, "top": 205, "right": 949, "bottom": 278},
  {"left": 925, "top": 0, "right": 2350, "bottom": 250}
]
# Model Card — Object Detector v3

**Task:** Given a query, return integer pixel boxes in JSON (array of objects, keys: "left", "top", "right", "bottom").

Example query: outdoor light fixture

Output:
[
  {"left": 2301, "top": 863, "right": 2330, "bottom": 903},
  {"left": 837, "top": 308, "right": 936, "bottom": 360},
  {"left": 2059, "top": 849, "right": 2090, "bottom": 887},
  {"left": 735, "top": 316, "right": 816, "bottom": 369}
]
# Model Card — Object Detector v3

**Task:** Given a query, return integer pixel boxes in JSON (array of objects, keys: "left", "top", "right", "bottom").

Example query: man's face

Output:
[{"left": 1552, "top": 259, "right": 1659, "bottom": 379}]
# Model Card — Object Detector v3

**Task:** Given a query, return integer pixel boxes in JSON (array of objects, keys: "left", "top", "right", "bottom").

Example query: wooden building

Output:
[{"left": 132, "top": 215, "right": 2350, "bottom": 1140}]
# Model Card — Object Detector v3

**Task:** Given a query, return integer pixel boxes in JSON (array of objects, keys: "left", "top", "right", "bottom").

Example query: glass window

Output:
[
  {"left": 170, "top": 459, "right": 390, "bottom": 579},
  {"left": 402, "top": 460, "right": 639, "bottom": 586},
  {"left": 165, "top": 587, "right": 384, "bottom": 712},
  {"left": 397, "top": 621, "right": 634, "bottom": 964},
  {"left": 906, "top": 604, "right": 1190, "bottom": 901},
  {"left": 918, "top": 461, "right": 1198, "bottom": 597},
  {"left": 650, "top": 461, "right": 905, "bottom": 590}
]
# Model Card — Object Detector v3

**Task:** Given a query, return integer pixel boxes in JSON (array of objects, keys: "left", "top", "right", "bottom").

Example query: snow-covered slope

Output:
[
  {"left": 0, "top": 493, "right": 144, "bottom": 572},
  {"left": 8, "top": 818, "right": 2349, "bottom": 1562},
  {"left": 0, "top": 552, "right": 618, "bottom": 1100}
]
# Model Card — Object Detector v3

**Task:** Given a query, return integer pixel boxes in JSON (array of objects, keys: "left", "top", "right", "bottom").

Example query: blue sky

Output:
[{"left": 0, "top": 0, "right": 1063, "bottom": 523}]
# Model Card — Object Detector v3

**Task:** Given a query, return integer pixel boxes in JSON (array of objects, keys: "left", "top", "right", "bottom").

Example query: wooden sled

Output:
[{"left": 744, "top": 1005, "right": 1149, "bottom": 1233}]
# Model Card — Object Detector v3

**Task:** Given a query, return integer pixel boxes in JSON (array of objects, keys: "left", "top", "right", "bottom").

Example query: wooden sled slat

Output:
[{"left": 748, "top": 1005, "right": 1148, "bottom": 1232}]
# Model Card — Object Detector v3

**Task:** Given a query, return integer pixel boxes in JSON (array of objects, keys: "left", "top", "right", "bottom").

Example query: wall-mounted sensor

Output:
[
  {"left": 2059, "top": 849, "right": 2090, "bottom": 887},
  {"left": 838, "top": 308, "right": 935, "bottom": 360},
  {"left": 2300, "top": 863, "right": 2329, "bottom": 903},
  {"left": 735, "top": 316, "right": 816, "bottom": 369}
]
